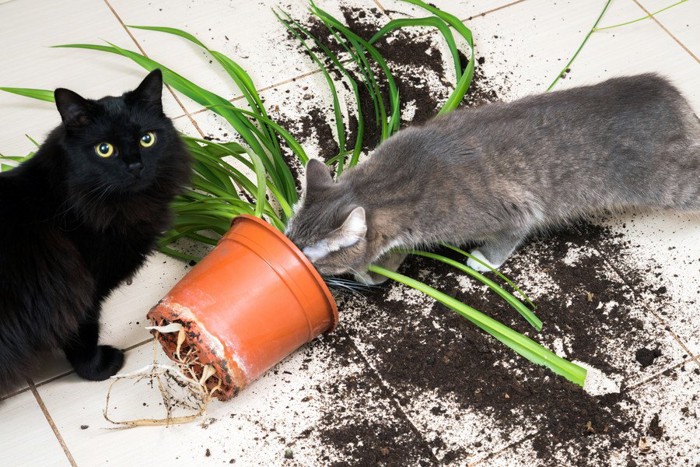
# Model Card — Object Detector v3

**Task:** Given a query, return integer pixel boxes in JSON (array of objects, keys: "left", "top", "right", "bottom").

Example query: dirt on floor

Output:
[{"left": 270, "top": 5, "right": 697, "bottom": 466}]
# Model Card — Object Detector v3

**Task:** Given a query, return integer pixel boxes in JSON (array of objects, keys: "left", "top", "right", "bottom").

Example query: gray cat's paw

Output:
[{"left": 466, "top": 250, "right": 500, "bottom": 272}]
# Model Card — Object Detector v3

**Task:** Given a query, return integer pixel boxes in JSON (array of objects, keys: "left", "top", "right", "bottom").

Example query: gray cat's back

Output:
[
  {"left": 360, "top": 74, "right": 699, "bottom": 218},
  {"left": 288, "top": 74, "right": 699, "bottom": 283}
]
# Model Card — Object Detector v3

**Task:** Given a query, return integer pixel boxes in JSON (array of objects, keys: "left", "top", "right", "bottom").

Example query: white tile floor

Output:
[{"left": 0, "top": 0, "right": 699, "bottom": 465}]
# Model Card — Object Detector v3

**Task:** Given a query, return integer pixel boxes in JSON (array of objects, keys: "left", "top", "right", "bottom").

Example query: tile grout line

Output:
[
  {"left": 102, "top": 0, "right": 208, "bottom": 139},
  {"left": 342, "top": 331, "right": 441, "bottom": 464},
  {"left": 0, "top": 385, "right": 32, "bottom": 402},
  {"left": 599, "top": 249, "right": 696, "bottom": 359},
  {"left": 462, "top": 0, "right": 528, "bottom": 21},
  {"left": 32, "top": 337, "right": 154, "bottom": 389},
  {"left": 155, "top": 0, "right": 527, "bottom": 121},
  {"left": 28, "top": 380, "right": 78, "bottom": 467},
  {"left": 184, "top": 66, "right": 328, "bottom": 120},
  {"left": 625, "top": 355, "right": 700, "bottom": 391},
  {"left": 468, "top": 432, "right": 536, "bottom": 466},
  {"left": 633, "top": 0, "right": 699, "bottom": 63},
  {"left": 582, "top": 225, "right": 696, "bottom": 360},
  {"left": 372, "top": 0, "right": 387, "bottom": 15}
]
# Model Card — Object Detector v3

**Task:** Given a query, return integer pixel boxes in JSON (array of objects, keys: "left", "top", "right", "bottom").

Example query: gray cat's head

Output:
[{"left": 286, "top": 159, "right": 372, "bottom": 281}]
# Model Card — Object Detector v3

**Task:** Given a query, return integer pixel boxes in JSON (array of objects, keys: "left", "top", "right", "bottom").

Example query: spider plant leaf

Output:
[
  {"left": 275, "top": 10, "right": 347, "bottom": 174},
  {"left": 406, "top": 250, "right": 541, "bottom": 331},
  {"left": 443, "top": 244, "right": 536, "bottom": 309},
  {"left": 242, "top": 146, "right": 268, "bottom": 218},
  {"left": 310, "top": 2, "right": 400, "bottom": 138},
  {"left": 277, "top": 9, "right": 365, "bottom": 169},
  {"left": 127, "top": 25, "right": 281, "bottom": 154},
  {"left": 318, "top": 17, "right": 386, "bottom": 141},
  {"left": 0, "top": 87, "right": 55, "bottom": 102},
  {"left": 400, "top": 0, "right": 475, "bottom": 114},
  {"left": 369, "top": 16, "right": 462, "bottom": 82},
  {"left": 368, "top": 265, "right": 587, "bottom": 387}
]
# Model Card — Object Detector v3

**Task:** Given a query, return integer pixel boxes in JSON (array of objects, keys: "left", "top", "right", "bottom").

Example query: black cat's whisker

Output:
[{"left": 54, "top": 181, "right": 111, "bottom": 221}]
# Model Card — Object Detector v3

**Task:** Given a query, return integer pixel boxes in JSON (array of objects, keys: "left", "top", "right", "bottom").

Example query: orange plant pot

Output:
[{"left": 147, "top": 215, "right": 338, "bottom": 400}]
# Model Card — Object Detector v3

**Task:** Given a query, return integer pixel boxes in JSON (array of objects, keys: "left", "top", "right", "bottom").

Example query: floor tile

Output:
[
  {"left": 107, "top": 0, "right": 370, "bottom": 115},
  {"left": 0, "top": 0, "right": 183, "bottom": 156},
  {"left": 637, "top": 0, "right": 700, "bottom": 59},
  {"left": 546, "top": 0, "right": 700, "bottom": 109},
  {"left": 455, "top": 0, "right": 640, "bottom": 101},
  {"left": 37, "top": 331, "right": 434, "bottom": 465},
  {"left": 602, "top": 212, "right": 700, "bottom": 355},
  {"left": 478, "top": 359, "right": 700, "bottom": 466},
  {"left": 379, "top": 0, "right": 522, "bottom": 21},
  {"left": 0, "top": 389, "right": 72, "bottom": 467}
]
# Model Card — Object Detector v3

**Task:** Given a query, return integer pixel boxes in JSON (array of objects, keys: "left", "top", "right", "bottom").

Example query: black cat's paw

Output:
[{"left": 70, "top": 345, "right": 125, "bottom": 381}]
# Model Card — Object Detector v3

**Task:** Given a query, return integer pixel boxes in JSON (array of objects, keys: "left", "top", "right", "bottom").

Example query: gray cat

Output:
[{"left": 286, "top": 74, "right": 700, "bottom": 284}]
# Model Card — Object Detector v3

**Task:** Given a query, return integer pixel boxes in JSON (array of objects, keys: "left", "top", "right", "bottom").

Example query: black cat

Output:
[{"left": 0, "top": 70, "right": 191, "bottom": 393}]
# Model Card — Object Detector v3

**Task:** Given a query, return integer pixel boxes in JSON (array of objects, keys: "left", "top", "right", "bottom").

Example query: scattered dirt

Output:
[
  {"left": 307, "top": 331, "right": 437, "bottom": 466},
  {"left": 647, "top": 413, "right": 664, "bottom": 439},
  {"left": 636, "top": 347, "right": 662, "bottom": 368},
  {"left": 332, "top": 220, "right": 688, "bottom": 465},
  {"left": 276, "top": 5, "right": 504, "bottom": 169},
  {"left": 272, "top": 6, "right": 691, "bottom": 467}
]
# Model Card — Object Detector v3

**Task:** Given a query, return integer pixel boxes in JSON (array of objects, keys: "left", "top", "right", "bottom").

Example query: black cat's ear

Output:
[
  {"left": 132, "top": 69, "right": 163, "bottom": 110},
  {"left": 305, "top": 158, "right": 333, "bottom": 191},
  {"left": 54, "top": 88, "right": 90, "bottom": 127}
]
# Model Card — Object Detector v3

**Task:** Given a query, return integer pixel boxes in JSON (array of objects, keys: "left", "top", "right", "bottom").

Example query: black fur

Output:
[{"left": 0, "top": 70, "right": 191, "bottom": 393}]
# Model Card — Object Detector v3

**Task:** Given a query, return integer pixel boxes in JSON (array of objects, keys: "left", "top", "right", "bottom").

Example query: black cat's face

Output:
[{"left": 55, "top": 69, "right": 180, "bottom": 194}]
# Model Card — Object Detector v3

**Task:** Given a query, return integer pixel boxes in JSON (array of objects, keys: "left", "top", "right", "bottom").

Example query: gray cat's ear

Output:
[
  {"left": 132, "top": 69, "right": 163, "bottom": 110},
  {"left": 336, "top": 207, "right": 367, "bottom": 247},
  {"left": 305, "top": 159, "right": 333, "bottom": 191},
  {"left": 54, "top": 88, "right": 90, "bottom": 127}
]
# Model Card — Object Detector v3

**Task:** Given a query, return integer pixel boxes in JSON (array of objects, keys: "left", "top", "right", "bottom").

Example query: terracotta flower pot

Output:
[{"left": 147, "top": 215, "right": 338, "bottom": 400}]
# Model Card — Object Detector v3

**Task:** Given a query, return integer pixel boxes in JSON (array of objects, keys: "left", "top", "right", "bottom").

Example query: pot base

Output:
[{"left": 148, "top": 300, "right": 246, "bottom": 401}]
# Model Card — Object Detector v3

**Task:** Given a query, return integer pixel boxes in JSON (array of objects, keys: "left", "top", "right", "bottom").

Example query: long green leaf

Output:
[
  {"left": 127, "top": 25, "right": 282, "bottom": 155},
  {"left": 368, "top": 265, "right": 587, "bottom": 386},
  {"left": 400, "top": 0, "right": 475, "bottom": 114},
  {"left": 277, "top": 10, "right": 365, "bottom": 170},
  {"left": 369, "top": 16, "right": 461, "bottom": 82},
  {"left": 0, "top": 87, "right": 55, "bottom": 102},
  {"left": 406, "top": 250, "right": 541, "bottom": 331},
  {"left": 311, "top": 2, "right": 400, "bottom": 137},
  {"left": 275, "top": 10, "right": 347, "bottom": 174},
  {"left": 442, "top": 244, "right": 535, "bottom": 308}
]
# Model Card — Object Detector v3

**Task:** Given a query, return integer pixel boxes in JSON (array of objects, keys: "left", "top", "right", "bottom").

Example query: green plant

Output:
[
  {"left": 547, "top": 0, "right": 689, "bottom": 92},
  {"left": 1, "top": 0, "right": 587, "bottom": 387}
]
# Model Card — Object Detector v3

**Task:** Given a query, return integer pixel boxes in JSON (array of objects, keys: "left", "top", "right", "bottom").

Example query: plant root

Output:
[{"left": 102, "top": 326, "right": 222, "bottom": 429}]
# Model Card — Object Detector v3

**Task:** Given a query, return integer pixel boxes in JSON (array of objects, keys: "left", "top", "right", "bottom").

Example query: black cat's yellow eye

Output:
[
  {"left": 95, "top": 142, "right": 114, "bottom": 158},
  {"left": 140, "top": 131, "right": 156, "bottom": 148}
]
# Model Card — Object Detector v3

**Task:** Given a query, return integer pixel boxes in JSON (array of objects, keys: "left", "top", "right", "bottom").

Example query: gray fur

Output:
[{"left": 286, "top": 74, "right": 700, "bottom": 284}]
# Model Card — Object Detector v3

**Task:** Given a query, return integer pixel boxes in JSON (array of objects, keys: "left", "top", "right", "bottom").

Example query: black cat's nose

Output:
[{"left": 127, "top": 161, "right": 143, "bottom": 176}]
